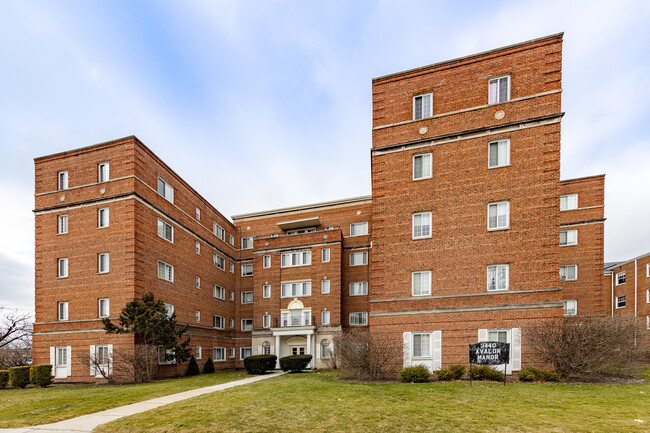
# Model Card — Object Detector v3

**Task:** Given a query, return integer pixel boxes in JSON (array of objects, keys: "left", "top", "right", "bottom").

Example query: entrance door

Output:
[
  {"left": 291, "top": 346, "right": 306, "bottom": 355},
  {"left": 287, "top": 336, "right": 307, "bottom": 357},
  {"left": 55, "top": 347, "right": 68, "bottom": 378}
]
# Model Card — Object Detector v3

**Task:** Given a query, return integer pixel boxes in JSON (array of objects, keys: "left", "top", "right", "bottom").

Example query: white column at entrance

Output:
[
  {"left": 306, "top": 333, "right": 312, "bottom": 368},
  {"left": 275, "top": 335, "right": 280, "bottom": 369}
]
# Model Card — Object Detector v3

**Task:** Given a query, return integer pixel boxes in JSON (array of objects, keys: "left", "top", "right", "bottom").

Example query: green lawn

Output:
[
  {"left": 0, "top": 370, "right": 249, "bottom": 428},
  {"left": 97, "top": 370, "right": 650, "bottom": 433}
]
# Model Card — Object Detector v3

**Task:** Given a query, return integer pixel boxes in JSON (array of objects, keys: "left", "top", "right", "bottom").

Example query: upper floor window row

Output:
[
  {"left": 55, "top": 162, "right": 110, "bottom": 191},
  {"left": 350, "top": 222, "right": 368, "bottom": 236},
  {"left": 560, "top": 194, "right": 578, "bottom": 211},
  {"left": 281, "top": 251, "right": 311, "bottom": 268},
  {"left": 157, "top": 177, "right": 174, "bottom": 203}
]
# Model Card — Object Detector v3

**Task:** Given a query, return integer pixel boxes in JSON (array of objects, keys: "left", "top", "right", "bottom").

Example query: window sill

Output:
[
  {"left": 559, "top": 244, "right": 577, "bottom": 247},
  {"left": 350, "top": 293, "right": 368, "bottom": 297},
  {"left": 488, "top": 164, "right": 511, "bottom": 170},
  {"left": 413, "top": 175, "right": 433, "bottom": 181},
  {"left": 487, "top": 289, "right": 509, "bottom": 293},
  {"left": 349, "top": 324, "right": 368, "bottom": 327},
  {"left": 487, "top": 226, "right": 510, "bottom": 232},
  {"left": 98, "top": 226, "right": 109, "bottom": 230},
  {"left": 412, "top": 235, "right": 432, "bottom": 240},
  {"left": 57, "top": 276, "right": 68, "bottom": 279},
  {"left": 412, "top": 293, "right": 432, "bottom": 297}
]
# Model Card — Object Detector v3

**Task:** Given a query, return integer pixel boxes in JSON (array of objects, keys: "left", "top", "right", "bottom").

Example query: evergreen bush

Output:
[
  {"left": 244, "top": 355, "right": 277, "bottom": 374},
  {"left": 469, "top": 365, "right": 504, "bottom": 382},
  {"left": 186, "top": 356, "right": 200, "bottom": 376},
  {"left": 436, "top": 364, "right": 466, "bottom": 381},
  {"left": 9, "top": 366, "right": 31, "bottom": 389},
  {"left": 279, "top": 355, "right": 312, "bottom": 372},
  {"left": 0, "top": 370, "right": 8, "bottom": 389},
  {"left": 518, "top": 367, "right": 560, "bottom": 382},
  {"left": 399, "top": 365, "right": 431, "bottom": 383},
  {"left": 203, "top": 357, "right": 215, "bottom": 374},
  {"left": 29, "top": 364, "right": 53, "bottom": 387}
]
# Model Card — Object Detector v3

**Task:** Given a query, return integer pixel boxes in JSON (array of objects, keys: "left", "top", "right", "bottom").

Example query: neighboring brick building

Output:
[{"left": 33, "top": 32, "right": 613, "bottom": 381}]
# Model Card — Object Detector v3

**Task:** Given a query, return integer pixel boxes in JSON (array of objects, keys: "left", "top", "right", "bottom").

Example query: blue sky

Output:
[{"left": 1, "top": 0, "right": 649, "bottom": 312}]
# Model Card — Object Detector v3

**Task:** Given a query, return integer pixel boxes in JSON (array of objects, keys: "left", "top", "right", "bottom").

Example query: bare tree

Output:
[
  {"left": 528, "top": 316, "right": 645, "bottom": 377},
  {"left": 79, "top": 344, "right": 159, "bottom": 383},
  {"left": 0, "top": 308, "right": 32, "bottom": 349},
  {"left": 334, "top": 330, "right": 401, "bottom": 380}
]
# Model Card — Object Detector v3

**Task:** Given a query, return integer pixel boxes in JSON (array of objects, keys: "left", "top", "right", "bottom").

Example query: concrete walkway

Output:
[{"left": 1, "top": 371, "right": 285, "bottom": 433}]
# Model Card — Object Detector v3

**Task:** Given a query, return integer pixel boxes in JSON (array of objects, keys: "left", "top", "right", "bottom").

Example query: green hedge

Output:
[
  {"left": 0, "top": 370, "right": 8, "bottom": 389},
  {"left": 244, "top": 355, "right": 277, "bottom": 374},
  {"left": 29, "top": 364, "right": 53, "bottom": 387},
  {"left": 186, "top": 356, "right": 200, "bottom": 376},
  {"left": 399, "top": 365, "right": 431, "bottom": 383},
  {"left": 518, "top": 367, "right": 560, "bottom": 382},
  {"left": 203, "top": 357, "right": 215, "bottom": 374},
  {"left": 469, "top": 365, "right": 504, "bottom": 382},
  {"left": 279, "top": 355, "right": 312, "bottom": 372},
  {"left": 9, "top": 366, "right": 31, "bottom": 389},
  {"left": 436, "top": 364, "right": 466, "bottom": 381}
]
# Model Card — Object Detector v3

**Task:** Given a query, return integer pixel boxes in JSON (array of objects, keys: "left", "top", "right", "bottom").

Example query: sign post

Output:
[{"left": 469, "top": 341, "right": 510, "bottom": 386}]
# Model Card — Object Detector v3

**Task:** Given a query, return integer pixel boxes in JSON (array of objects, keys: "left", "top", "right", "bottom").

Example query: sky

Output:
[{"left": 1, "top": 0, "right": 649, "bottom": 312}]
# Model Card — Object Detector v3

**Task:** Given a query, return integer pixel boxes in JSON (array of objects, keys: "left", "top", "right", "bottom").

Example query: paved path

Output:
[{"left": 1, "top": 371, "right": 285, "bottom": 433}]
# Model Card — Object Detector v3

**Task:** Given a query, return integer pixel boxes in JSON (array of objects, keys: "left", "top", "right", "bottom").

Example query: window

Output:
[
  {"left": 98, "top": 298, "right": 109, "bottom": 318},
  {"left": 195, "top": 276, "right": 201, "bottom": 289},
  {"left": 287, "top": 228, "right": 316, "bottom": 235},
  {"left": 487, "top": 264, "right": 509, "bottom": 291},
  {"left": 94, "top": 345, "right": 110, "bottom": 374},
  {"left": 412, "top": 271, "right": 431, "bottom": 296},
  {"left": 350, "top": 222, "right": 368, "bottom": 236},
  {"left": 58, "top": 171, "right": 68, "bottom": 190},
  {"left": 163, "top": 303, "right": 174, "bottom": 317},
  {"left": 241, "top": 292, "right": 253, "bottom": 304},
  {"left": 195, "top": 311, "right": 200, "bottom": 323},
  {"left": 350, "top": 251, "right": 368, "bottom": 266},
  {"left": 281, "top": 251, "right": 311, "bottom": 268},
  {"left": 412, "top": 212, "right": 432, "bottom": 239},
  {"left": 616, "top": 271, "right": 626, "bottom": 285},
  {"left": 58, "top": 301, "right": 68, "bottom": 321},
  {"left": 560, "top": 265, "right": 577, "bottom": 281},
  {"left": 564, "top": 300, "right": 577, "bottom": 316},
  {"left": 157, "top": 219, "right": 173, "bottom": 242},
  {"left": 241, "top": 264, "right": 253, "bottom": 276},
  {"left": 262, "top": 342, "right": 271, "bottom": 355},
  {"left": 195, "top": 242, "right": 200, "bottom": 255},
  {"left": 58, "top": 215, "right": 68, "bottom": 235},
  {"left": 321, "top": 248, "right": 330, "bottom": 263},
  {"left": 213, "top": 347, "right": 226, "bottom": 362},
  {"left": 229, "top": 318, "right": 234, "bottom": 328},
  {"left": 240, "top": 347, "right": 252, "bottom": 359},
  {"left": 230, "top": 348, "right": 235, "bottom": 358},
  {"left": 321, "top": 279, "right": 330, "bottom": 294},
  {"left": 213, "top": 315, "right": 225, "bottom": 329},
  {"left": 55, "top": 347, "right": 68, "bottom": 377},
  {"left": 413, "top": 153, "right": 432, "bottom": 180},
  {"left": 560, "top": 194, "right": 578, "bottom": 211},
  {"left": 320, "top": 339, "right": 332, "bottom": 358},
  {"left": 263, "top": 284, "right": 271, "bottom": 298},
  {"left": 325, "top": 226, "right": 334, "bottom": 231},
  {"left": 196, "top": 346, "right": 202, "bottom": 360},
  {"left": 488, "top": 201, "right": 510, "bottom": 230},
  {"left": 349, "top": 312, "right": 368, "bottom": 326},
  {"left": 560, "top": 229, "right": 578, "bottom": 246},
  {"left": 263, "top": 315, "right": 271, "bottom": 328},
  {"left": 157, "top": 177, "right": 174, "bottom": 203},
  {"left": 488, "top": 330, "right": 508, "bottom": 344},
  {"left": 98, "top": 207, "right": 109, "bottom": 228},
  {"left": 321, "top": 311, "right": 330, "bottom": 325},
  {"left": 98, "top": 162, "right": 109, "bottom": 183},
  {"left": 413, "top": 93, "right": 432, "bottom": 120},
  {"left": 263, "top": 255, "right": 271, "bottom": 269},
  {"left": 213, "top": 223, "right": 225, "bottom": 241},
  {"left": 350, "top": 282, "right": 368, "bottom": 296},
  {"left": 58, "top": 258, "right": 68, "bottom": 278},
  {"left": 241, "top": 319, "right": 253, "bottom": 331},
  {"left": 229, "top": 234, "right": 235, "bottom": 246},
  {"left": 242, "top": 237, "right": 254, "bottom": 249},
  {"left": 229, "top": 262, "right": 234, "bottom": 273},
  {"left": 488, "top": 139, "right": 510, "bottom": 168},
  {"left": 195, "top": 207, "right": 200, "bottom": 220},
  {"left": 616, "top": 295, "right": 626, "bottom": 309},
  {"left": 647, "top": 289, "right": 650, "bottom": 304},
  {"left": 213, "top": 284, "right": 225, "bottom": 300},
  {"left": 647, "top": 315, "right": 650, "bottom": 330},
  {"left": 157, "top": 260, "right": 173, "bottom": 282},
  {"left": 647, "top": 263, "right": 650, "bottom": 278},
  {"left": 488, "top": 75, "right": 510, "bottom": 104},
  {"left": 281, "top": 281, "right": 311, "bottom": 298},
  {"left": 98, "top": 253, "right": 109, "bottom": 274},
  {"left": 229, "top": 291, "right": 234, "bottom": 302},
  {"left": 413, "top": 333, "right": 431, "bottom": 358},
  {"left": 213, "top": 254, "right": 225, "bottom": 271}
]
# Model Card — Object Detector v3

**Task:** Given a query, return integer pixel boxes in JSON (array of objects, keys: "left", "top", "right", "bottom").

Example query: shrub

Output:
[
  {"left": 186, "top": 356, "right": 200, "bottom": 376},
  {"left": 399, "top": 365, "right": 431, "bottom": 383},
  {"left": 203, "top": 357, "right": 215, "bottom": 374},
  {"left": 333, "top": 330, "right": 401, "bottom": 380},
  {"left": 518, "top": 367, "right": 560, "bottom": 382},
  {"left": 279, "top": 355, "right": 312, "bottom": 372},
  {"left": 9, "top": 366, "right": 31, "bottom": 388},
  {"left": 436, "top": 364, "right": 466, "bottom": 381},
  {"left": 244, "top": 355, "right": 277, "bottom": 374},
  {"left": 29, "top": 364, "right": 53, "bottom": 387},
  {"left": 0, "top": 370, "right": 8, "bottom": 389},
  {"left": 470, "top": 365, "right": 504, "bottom": 382}
]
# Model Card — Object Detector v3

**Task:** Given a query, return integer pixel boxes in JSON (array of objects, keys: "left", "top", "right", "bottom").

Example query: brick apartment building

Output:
[{"left": 33, "top": 33, "right": 619, "bottom": 381}]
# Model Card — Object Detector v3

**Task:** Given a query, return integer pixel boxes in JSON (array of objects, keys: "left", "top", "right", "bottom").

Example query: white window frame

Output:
[
  {"left": 349, "top": 281, "right": 368, "bottom": 296},
  {"left": 213, "top": 223, "right": 226, "bottom": 241},
  {"left": 241, "top": 291, "right": 253, "bottom": 304},
  {"left": 58, "top": 258, "right": 68, "bottom": 278},
  {"left": 320, "top": 339, "right": 332, "bottom": 359},
  {"left": 560, "top": 194, "right": 578, "bottom": 211},
  {"left": 646, "top": 289, "right": 650, "bottom": 304},
  {"left": 350, "top": 222, "right": 368, "bottom": 237},
  {"left": 263, "top": 315, "right": 271, "bottom": 328},
  {"left": 98, "top": 162, "right": 109, "bottom": 183},
  {"left": 98, "top": 253, "right": 109, "bottom": 274},
  {"left": 488, "top": 75, "right": 510, "bottom": 104},
  {"left": 229, "top": 262, "right": 234, "bottom": 273},
  {"left": 98, "top": 207, "right": 109, "bottom": 229},
  {"left": 564, "top": 300, "right": 577, "bottom": 316},
  {"left": 263, "top": 284, "right": 271, "bottom": 298},
  {"left": 229, "top": 234, "right": 235, "bottom": 246},
  {"left": 196, "top": 346, "right": 202, "bottom": 360},
  {"left": 647, "top": 263, "right": 650, "bottom": 278},
  {"left": 58, "top": 171, "right": 68, "bottom": 190},
  {"left": 281, "top": 281, "right": 312, "bottom": 298},
  {"left": 321, "top": 279, "right": 330, "bottom": 294},
  {"left": 488, "top": 139, "right": 510, "bottom": 168},
  {"left": 241, "top": 319, "right": 253, "bottom": 331},
  {"left": 157, "top": 177, "right": 174, "bottom": 203},
  {"left": 321, "top": 248, "right": 330, "bottom": 263},
  {"left": 647, "top": 315, "right": 650, "bottom": 330},
  {"left": 321, "top": 310, "right": 330, "bottom": 325},
  {"left": 213, "top": 253, "right": 225, "bottom": 271},
  {"left": 58, "top": 301, "right": 68, "bottom": 321},
  {"left": 157, "top": 219, "right": 173, "bottom": 243},
  {"left": 616, "top": 295, "right": 626, "bottom": 309},
  {"left": 349, "top": 312, "right": 368, "bottom": 326},
  {"left": 195, "top": 276, "right": 201, "bottom": 289},
  {"left": 412, "top": 212, "right": 432, "bottom": 239},
  {"left": 241, "top": 264, "right": 253, "bottom": 277},
  {"left": 163, "top": 303, "right": 174, "bottom": 318},
  {"left": 263, "top": 255, "right": 271, "bottom": 269},
  {"left": 195, "top": 310, "right": 200, "bottom": 323},
  {"left": 487, "top": 201, "right": 510, "bottom": 230},
  {"left": 98, "top": 298, "right": 109, "bottom": 318},
  {"left": 281, "top": 251, "right": 311, "bottom": 268},
  {"left": 213, "top": 347, "right": 226, "bottom": 362},
  {"left": 262, "top": 342, "right": 271, "bottom": 355},
  {"left": 412, "top": 332, "right": 432, "bottom": 358},
  {"left": 229, "top": 318, "right": 234, "bottom": 328},
  {"left": 412, "top": 271, "right": 431, "bottom": 296},
  {"left": 413, "top": 92, "right": 432, "bottom": 120},
  {"left": 487, "top": 264, "right": 509, "bottom": 291},
  {"left": 560, "top": 229, "right": 578, "bottom": 246},
  {"left": 58, "top": 214, "right": 68, "bottom": 235},
  {"left": 229, "top": 348, "right": 235, "bottom": 358},
  {"left": 559, "top": 265, "right": 577, "bottom": 281},
  {"left": 616, "top": 271, "right": 626, "bottom": 286},
  {"left": 350, "top": 251, "right": 368, "bottom": 266},
  {"left": 413, "top": 152, "right": 432, "bottom": 180},
  {"left": 213, "top": 315, "right": 225, "bottom": 329},
  {"left": 157, "top": 260, "right": 174, "bottom": 282},
  {"left": 240, "top": 347, "right": 252, "bottom": 360},
  {"left": 242, "top": 237, "right": 254, "bottom": 250},
  {"left": 213, "top": 284, "right": 225, "bottom": 300},
  {"left": 229, "top": 291, "right": 234, "bottom": 302},
  {"left": 196, "top": 242, "right": 200, "bottom": 255},
  {"left": 195, "top": 207, "right": 201, "bottom": 220}
]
